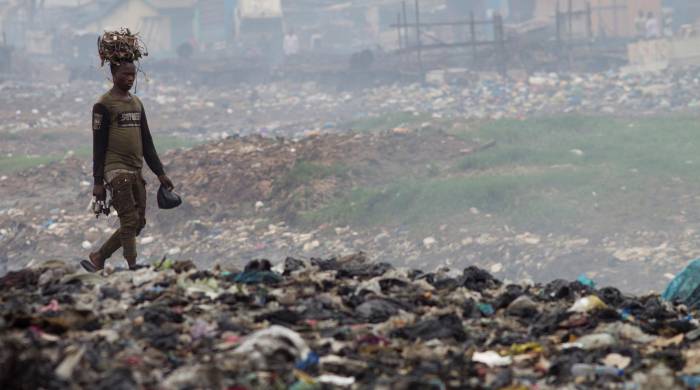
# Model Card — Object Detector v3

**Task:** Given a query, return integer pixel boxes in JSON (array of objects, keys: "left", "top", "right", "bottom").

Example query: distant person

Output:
[
  {"left": 82, "top": 30, "right": 174, "bottom": 272},
  {"left": 663, "top": 9, "right": 674, "bottom": 38},
  {"left": 283, "top": 29, "right": 300, "bottom": 57},
  {"left": 646, "top": 12, "right": 660, "bottom": 39},
  {"left": 635, "top": 11, "right": 646, "bottom": 39}
]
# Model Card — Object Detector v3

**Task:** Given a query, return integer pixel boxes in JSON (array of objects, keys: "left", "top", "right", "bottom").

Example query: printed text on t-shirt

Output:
[{"left": 118, "top": 112, "right": 141, "bottom": 128}]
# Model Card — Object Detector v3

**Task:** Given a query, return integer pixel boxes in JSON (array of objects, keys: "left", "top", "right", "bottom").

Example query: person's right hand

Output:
[{"left": 93, "top": 184, "right": 106, "bottom": 201}]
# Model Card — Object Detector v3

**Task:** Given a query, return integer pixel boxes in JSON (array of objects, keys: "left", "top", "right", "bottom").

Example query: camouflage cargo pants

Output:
[{"left": 96, "top": 171, "right": 147, "bottom": 264}]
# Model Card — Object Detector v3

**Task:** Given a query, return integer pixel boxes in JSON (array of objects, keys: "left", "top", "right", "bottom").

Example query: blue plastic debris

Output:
[
  {"left": 662, "top": 259, "right": 700, "bottom": 309},
  {"left": 478, "top": 303, "right": 494, "bottom": 316},
  {"left": 682, "top": 375, "right": 700, "bottom": 389},
  {"left": 576, "top": 274, "right": 596, "bottom": 289},
  {"left": 295, "top": 351, "right": 319, "bottom": 371}
]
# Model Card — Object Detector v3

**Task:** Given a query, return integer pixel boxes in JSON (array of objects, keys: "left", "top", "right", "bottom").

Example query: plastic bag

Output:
[{"left": 662, "top": 259, "right": 700, "bottom": 308}]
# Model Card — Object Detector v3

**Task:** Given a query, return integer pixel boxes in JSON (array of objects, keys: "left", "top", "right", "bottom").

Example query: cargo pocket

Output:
[{"left": 110, "top": 174, "right": 137, "bottom": 216}]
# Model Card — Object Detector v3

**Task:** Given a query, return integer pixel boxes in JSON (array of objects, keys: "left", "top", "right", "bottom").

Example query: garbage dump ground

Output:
[
  {"left": 2, "top": 255, "right": 700, "bottom": 389},
  {"left": 4, "top": 68, "right": 700, "bottom": 293},
  {"left": 4, "top": 66, "right": 700, "bottom": 161}
]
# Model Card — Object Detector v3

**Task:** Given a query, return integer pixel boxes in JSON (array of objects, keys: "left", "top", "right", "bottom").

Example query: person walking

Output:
[{"left": 81, "top": 30, "right": 174, "bottom": 272}]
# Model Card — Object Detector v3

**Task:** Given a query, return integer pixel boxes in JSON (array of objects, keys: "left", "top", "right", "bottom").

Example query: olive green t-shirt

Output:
[
  {"left": 97, "top": 92, "right": 144, "bottom": 173},
  {"left": 91, "top": 92, "right": 165, "bottom": 185}
]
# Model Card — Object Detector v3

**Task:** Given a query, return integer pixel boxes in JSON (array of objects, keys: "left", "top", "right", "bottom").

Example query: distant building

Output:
[
  {"left": 195, "top": 0, "right": 237, "bottom": 48},
  {"left": 533, "top": 0, "right": 662, "bottom": 38},
  {"left": 0, "top": 0, "right": 200, "bottom": 56},
  {"left": 663, "top": 0, "right": 700, "bottom": 30},
  {"left": 508, "top": 0, "right": 536, "bottom": 23},
  {"left": 447, "top": 0, "right": 486, "bottom": 18},
  {"left": 0, "top": 0, "right": 34, "bottom": 49},
  {"left": 75, "top": 0, "right": 196, "bottom": 56}
]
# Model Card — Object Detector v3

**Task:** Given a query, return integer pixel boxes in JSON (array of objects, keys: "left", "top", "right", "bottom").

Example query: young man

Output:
[{"left": 81, "top": 61, "right": 174, "bottom": 272}]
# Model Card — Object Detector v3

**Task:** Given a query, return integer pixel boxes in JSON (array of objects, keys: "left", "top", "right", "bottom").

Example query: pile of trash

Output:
[
  {"left": 162, "top": 129, "right": 474, "bottom": 215},
  {"left": 0, "top": 129, "right": 479, "bottom": 273},
  {"left": 2, "top": 253, "right": 700, "bottom": 389},
  {"left": 6, "top": 67, "right": 700, "bottom": 294},
  {"left": 2, "top": 127, "right": 699, "bottom": 294},
  {"left": 123, "top": 66, "right": 700, "bottom": 135},
  {"left": 5, "top": 67, "right": 700, "bottom": 158}
]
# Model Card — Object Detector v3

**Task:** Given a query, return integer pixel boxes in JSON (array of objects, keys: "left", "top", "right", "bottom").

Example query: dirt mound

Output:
[
  {"left": 2, "top": 126, "right": 694, "bottom": 294},
  {"left": 165, "top": 129, "right": 475, "bottom": 221}
]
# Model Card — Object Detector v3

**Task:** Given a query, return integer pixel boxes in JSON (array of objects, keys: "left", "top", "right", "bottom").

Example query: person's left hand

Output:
[{"left": 158, "top": 175, "right": 174, "bottom": 191}]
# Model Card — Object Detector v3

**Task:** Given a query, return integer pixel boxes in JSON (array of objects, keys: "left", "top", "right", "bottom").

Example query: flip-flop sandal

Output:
[{"left": 80, "top": 259, "right": 102, "bottom": 273}]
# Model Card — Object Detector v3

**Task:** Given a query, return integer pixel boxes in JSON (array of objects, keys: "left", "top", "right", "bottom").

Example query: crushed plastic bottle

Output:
[
  {"left": 562, "top": 333, "right": 617, "bottom": 350},
  {"left": 571, "top": 363, "right": 623, "bottom": 377},
  {"left": 568, "top": 295, "right": 607, "bottom": 313}
]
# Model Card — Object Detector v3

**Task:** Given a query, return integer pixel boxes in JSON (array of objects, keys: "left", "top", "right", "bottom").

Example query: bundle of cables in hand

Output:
[{"left": 97, "top": 28, "right": 148, "bottom": 66}]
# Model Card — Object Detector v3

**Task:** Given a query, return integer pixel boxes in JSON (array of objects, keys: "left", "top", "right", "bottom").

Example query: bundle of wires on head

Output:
[{"left": 97, "top": 28, "right": 147, "bottom": 67}]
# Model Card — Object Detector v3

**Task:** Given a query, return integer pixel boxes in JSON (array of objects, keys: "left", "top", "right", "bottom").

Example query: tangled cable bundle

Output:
[{"left": 97, "top": 28, "right": 148, "bottom": 66}]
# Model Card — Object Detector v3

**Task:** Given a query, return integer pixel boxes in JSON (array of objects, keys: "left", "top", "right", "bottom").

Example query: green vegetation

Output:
[
  {"left": 275, "top": 161, "right": 349, "bottom": 197},
  {"left": 303, "top": 168, "right": 595, "bottom": 229},
  {"left": 0, "top": 154, "right": 63, "bottom": 173},
  {"left": 342, "top": 111, "right": 432, "bottom": 132},
  {"left": 455, "top": 115, "right": 700, "bottom": 178},
  {"left": 155, "top": 136, "right": 200, "bottom": 151},
  {"left": 302, "top": 115, "right": 700, "bottom": 232},
  {"left": 287, "top": 161, "right": 348, "bottom": 184},
  {"left": 0, "top": 136, "right": 198, "bottom": 173}
]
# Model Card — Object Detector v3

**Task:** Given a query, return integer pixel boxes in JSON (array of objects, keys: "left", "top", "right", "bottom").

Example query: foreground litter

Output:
[{"left": 1, "top": 253, "right": 700, "bottom": 389}]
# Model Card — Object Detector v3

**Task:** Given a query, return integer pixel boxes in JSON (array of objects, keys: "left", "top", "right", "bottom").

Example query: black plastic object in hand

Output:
[
  {"left": 157, "top": 184, "right": 182, "bottom": 209},
  {"left": 93, "top": 199, "right": 111, "bottom": 218}
]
